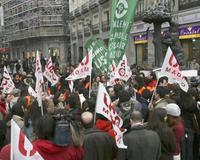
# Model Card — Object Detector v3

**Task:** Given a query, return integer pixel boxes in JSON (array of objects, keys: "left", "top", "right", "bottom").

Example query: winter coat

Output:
[
  {"left": 83, "top": 128, "right": 117, "bottom": 160},
  {"left": 33, "top": 139, "right": 84, "bottom": 160},
  {"left": 117, "top": 125, "right": 161, "bottom": 160}
]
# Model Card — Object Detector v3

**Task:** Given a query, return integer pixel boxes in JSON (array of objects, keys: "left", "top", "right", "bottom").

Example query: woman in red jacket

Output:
[{"left": 33, "top": 114, "right": 84, "bottom": 160}]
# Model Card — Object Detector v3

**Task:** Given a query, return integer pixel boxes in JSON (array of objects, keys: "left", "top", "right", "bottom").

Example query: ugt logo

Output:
[{"left": 115, "top": 0, "right": 128, "bottom": 19}]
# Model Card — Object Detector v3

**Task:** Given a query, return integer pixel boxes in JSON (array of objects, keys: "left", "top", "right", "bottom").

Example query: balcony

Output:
[
  {"left": 81, "top": 2, "right": 89, "bottom": 14},
  {"left": 179, "top": 1, "right": 200, "bottom": 10},
  {"left": 74, "top": 8, "right": 81, "bottom": 17},
  {"left": 84, "top": 27, "right": 91, "bottom": 37},
  {"left": 99, "top": 0, "right": 108, "bottom": 4},
  {"left": 71, "top": 32, "right": 76, "bottom": 41},
  {"left": 92, "top": 24, "right": 99, "bottom": 34},
  {"left": 78, "top": 30, "right": 83, "bottom": 39},
  {"left": 89, "top": 0, "right": 99, "bottom": 9},
  {"left": 102, "top": 21, "right": 109, "bottom": 32}
]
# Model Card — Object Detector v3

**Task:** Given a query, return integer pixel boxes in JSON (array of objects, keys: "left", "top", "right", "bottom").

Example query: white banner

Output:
[
  {"left": 11, "top": 120, "right": 44, "bottom": 160},
  {"left": 28, "top": 86, "right": 37, "bottom": 98},
  {"left": 0, "top": 66, "right": 15, "bottom": 94},
  {"left": 43, "top": 57, "right": 59, "bottom": 86},
  {"left": 96, "top": 83, "right": 127, "bottom": 148},
  {"left": 35, "top": 51, "right": 44, "bottom": 107},
  {"left": 160, "top": 47, "right": 189, "bottom": 92},
  {"left": 108, "top": 55, "right": 132, "bottom": 86},
  {"left": 66, "top": 51, "right": 92, "bottom": 81}
]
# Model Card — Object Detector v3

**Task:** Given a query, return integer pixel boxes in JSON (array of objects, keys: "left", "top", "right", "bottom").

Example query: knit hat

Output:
[{"left": 165, "top": 103, "right": 181, "bottom": 117}]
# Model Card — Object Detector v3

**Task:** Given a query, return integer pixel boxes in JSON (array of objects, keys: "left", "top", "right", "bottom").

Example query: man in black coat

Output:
[
  {"left": 117, "top": 111, "right": 161, "bottom": 160},
  {"left": 81, "top": 112, "right": 117, "bottom": 160}
]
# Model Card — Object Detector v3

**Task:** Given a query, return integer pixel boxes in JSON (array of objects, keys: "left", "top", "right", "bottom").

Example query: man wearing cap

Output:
[{"left": 166, "top": 103, "right": 185, "bottom": 160}]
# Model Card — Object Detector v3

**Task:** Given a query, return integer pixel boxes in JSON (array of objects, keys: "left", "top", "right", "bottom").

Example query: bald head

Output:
[{"left": 81, "top": 112, "right": 93, "bottom": 127}]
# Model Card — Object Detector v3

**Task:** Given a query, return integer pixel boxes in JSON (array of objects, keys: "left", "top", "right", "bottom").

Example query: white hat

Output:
[{"left": 166, "top": 103, "right": 181, "bottom": 117}]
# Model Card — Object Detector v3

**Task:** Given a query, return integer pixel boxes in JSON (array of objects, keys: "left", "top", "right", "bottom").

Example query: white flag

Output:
[
  {"left": 35, "top": 51, "right": 44, "bottom": 107},
  {"left": 66, "top": 51, "right": 92, "bottom": 80},
  {"left": 28, "top": 86, "right": 37, "bottom": 98},
  {"left": 11, "top": 120, "right": 44, "bottom": 160},
  {"left": 0, "top": 66, "right": 15, "bottom": 94},
  {"left": 108, "top": 55, "right": 132, "bottom": 86},
  {"left": 160, "top": 47, "right": 189, "bottom": 92},
  {"left": 43, "top": 57, "right": 59, "bottom": 86},
  {"left": 96, "top": 83, "right": 127, "bottom": 148}
]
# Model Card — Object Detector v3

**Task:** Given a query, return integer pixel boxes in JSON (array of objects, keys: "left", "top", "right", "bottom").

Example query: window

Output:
[
  {"left": 103, "top": 10, "right": 109, "bottom": 24},
  {"left": 93, "top": 14, "right": 99, "bottom": 25}
]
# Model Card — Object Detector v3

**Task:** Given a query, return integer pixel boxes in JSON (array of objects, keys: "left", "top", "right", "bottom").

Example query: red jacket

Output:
[
  {"left": 95, "top": 119, "right": 115, "bottom": 139},
  {"left": 0, "top": 101, "right": 7, "bottom": 118},
  {"left": 33, "top": 139, "right": 84, "bottom": 160},
  {"left": 172, "top": 121, "right": 185, "bottom": 155}
]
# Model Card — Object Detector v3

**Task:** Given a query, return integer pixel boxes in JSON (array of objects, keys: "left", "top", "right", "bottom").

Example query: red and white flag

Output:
[
  {"left": 96, "top": 83, "right": 127, "bottom": 149},
  {"left": 66, "top": 51, "right": 92, "bottom": 81},
  {"left": 28, "top": 86, "right": 37, "bottom": 98},
  {"left": 108, "top": 55, "right": 132, "bottom": 86},
  {"left": 160, "top": 47, "right": 189, "bottom": 92},
  {"left": 11, "top": 120, "right": 43, "bottom": 160},
  {"left": 43, "top": 57, "right": 59, "bottom": 86},
  {"left": 35, "top": 51, "right": 44, "bottom": 107},
  {"left": 0, "top": 66, "right": 15, "bottom": 94}
]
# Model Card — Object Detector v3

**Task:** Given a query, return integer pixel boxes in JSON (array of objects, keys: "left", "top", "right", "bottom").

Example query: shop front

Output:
[
  {"left": 133, "top": 34, "right": 148, "bottom": 67},
  {"left": 179, "top": 25, "right": 200, "bottom": 67}
]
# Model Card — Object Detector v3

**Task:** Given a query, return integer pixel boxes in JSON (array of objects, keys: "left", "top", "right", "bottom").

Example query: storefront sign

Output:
[
  {"left": 133, "top": 34, "right": 148, "bottom": 44},
  {"left": 179, "top": 25, "right": 200, "bottom": 39}
]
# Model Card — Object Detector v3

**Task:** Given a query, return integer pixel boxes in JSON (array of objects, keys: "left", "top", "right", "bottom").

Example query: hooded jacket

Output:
[{"left": 33, "top": 139, "right": 84, "bottom": 160}]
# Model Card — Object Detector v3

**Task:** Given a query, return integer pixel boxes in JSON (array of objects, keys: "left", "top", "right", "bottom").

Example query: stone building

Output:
[
  {"left": 69, "top": 0, "right": 200, "bottom": 67},
  {"left": 2, "top": 0, "right": 70, "bottom": 64}
]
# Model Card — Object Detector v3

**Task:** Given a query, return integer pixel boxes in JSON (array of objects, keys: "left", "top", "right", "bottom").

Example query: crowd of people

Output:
[{"left": 0, "top": 60, "right": 199, "bottom": 160}]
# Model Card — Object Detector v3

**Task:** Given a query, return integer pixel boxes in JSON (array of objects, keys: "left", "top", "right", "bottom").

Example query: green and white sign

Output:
[
  {"left": 108, "top": 0, "right": 138, "bottom": 65},
  {"left": 85, "top": 38, "right": 108, "bottom": 74}
]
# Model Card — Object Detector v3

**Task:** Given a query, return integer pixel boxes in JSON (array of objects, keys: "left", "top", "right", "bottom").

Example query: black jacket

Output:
[
  {"left": 83, "top": 128, "right": 117, "bottom": 160},
  {"left": 117, "top": 125, "right": 161, "bottom": 160}
]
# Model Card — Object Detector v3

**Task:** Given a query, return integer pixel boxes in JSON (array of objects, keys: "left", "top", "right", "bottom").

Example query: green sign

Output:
[
  {"left": 85, "top": 38, "right": 108, "bottom": 74},
  {"left": 108, "top": 0, "right": 138, "bottom": 65}
]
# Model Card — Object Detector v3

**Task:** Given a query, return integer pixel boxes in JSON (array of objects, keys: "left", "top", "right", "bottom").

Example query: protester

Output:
[
  {"left": 33, "top": 114, "right": 84, "bottom": 160},
  {"left": 153, "top": 86, "right": 169, "bottom": 109},
  {"left": 82, "top": 112, "right": 117, "bottom": 160},
  {"left": 148, "top": 108, "right": 176, "bottom": 160},
  {"left": 117, "top": 110, "right": 161, "bottom": 160},
  {"left": 166, "top": 103, "right": 185, "bottom": 160},
  {"left": 0, "top": 120, "right": 7, "bottom": 151}
]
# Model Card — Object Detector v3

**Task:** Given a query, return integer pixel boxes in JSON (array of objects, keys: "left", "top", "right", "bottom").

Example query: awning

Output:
[{"left": 0, "top": 48, "right": 10, "bottom": 53}]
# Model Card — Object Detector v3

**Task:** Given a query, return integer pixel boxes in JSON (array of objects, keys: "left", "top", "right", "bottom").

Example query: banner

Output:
[
  {"left": 28, "top": 86, "right": 37, "bottom": 98},
  {"left": 43, "top": 57, "right": 59, "bottom": 86},
  {"left": 96, "top": 83, "right": 127, "bottom": 148},
  {"left": 0, "top": 66, "right": 15, "bottom": 94},
  {"left": 108, "top": 0, "right": 138, "bottom": 65},
  {"left": 66, "top": 51, "right": 92, "bottom": 81},
  {"left": 35, "top": 51, "right": 44, "bottom": 107},
  {"left": 11, "top": 120, "right": 43, "bottom": 160},
  {"left": 85, "top": 38, "right": 108, "bottom": 74},
  {"left": 160, "top": 47, "right": 189, "bottom": 92},
  {"left": 108, "top": 55, "right": 132, "bottom": 86}
]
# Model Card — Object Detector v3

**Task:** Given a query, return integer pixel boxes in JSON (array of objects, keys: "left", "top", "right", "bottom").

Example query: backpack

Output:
[{"left": 53, "top": 114, "right": 73, "bottom": 147}]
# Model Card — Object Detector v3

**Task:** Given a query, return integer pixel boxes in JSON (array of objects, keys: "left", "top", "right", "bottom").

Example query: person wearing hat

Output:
[{"left": 166, "top": 103, "right": 185, "bottom": 160}]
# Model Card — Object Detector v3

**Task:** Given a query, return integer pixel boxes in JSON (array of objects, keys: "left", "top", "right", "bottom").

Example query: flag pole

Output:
[
  {"left": 93, "top": 83, "right": 100, "bottom": 127},
  {"left": 89, "top": 74, "right": 92, "bottom": 99},
  {"left": 148, "top": 78, "right": 159, "bottom": 110},
  {"left": 10, "top": 120, "right": 14, "bottom": 160}
]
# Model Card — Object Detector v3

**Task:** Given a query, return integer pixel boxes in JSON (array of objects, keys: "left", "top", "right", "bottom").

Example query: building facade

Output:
[
  {"left": 69, "top": 0, "right": 200, "bottom": 67},
  {"left": 2, "top": 0, "right": 70, "bottom": 64}
]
